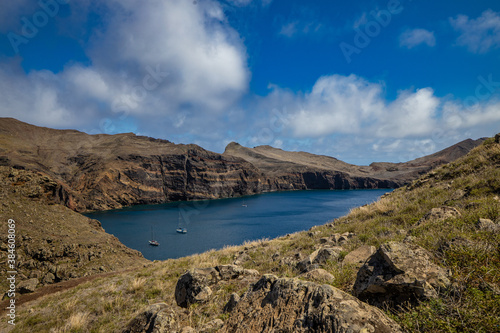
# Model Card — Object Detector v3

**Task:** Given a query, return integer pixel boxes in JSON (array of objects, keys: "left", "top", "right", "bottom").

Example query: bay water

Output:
[{"left": 85, "top": 189, "right": 389, "bottom": 261}]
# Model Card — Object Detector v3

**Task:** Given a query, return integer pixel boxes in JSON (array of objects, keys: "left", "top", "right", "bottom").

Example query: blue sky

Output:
[{"left": 1, "top": 0, "right": 500, "bottom": 164}]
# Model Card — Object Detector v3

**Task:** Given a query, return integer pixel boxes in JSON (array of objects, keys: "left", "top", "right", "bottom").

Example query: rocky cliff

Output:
[
  {"left": 223, "top": 139, "right": 485, "bottom": 190},
  {"left": 0, "top": 118, "right": 483, "bottom": 212},
  {"left": 0, "top": 118, "right": 265, "bottom": 212}
]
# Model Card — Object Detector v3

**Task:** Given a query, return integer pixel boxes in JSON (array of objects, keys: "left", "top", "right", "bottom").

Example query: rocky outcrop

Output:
[
  {"left": 0, "top": 167, "right": 149, "bottom": 293},
  {"left": 174, "top": 265, "right": 259, "bottom": 308},
  {"left": 353, "top": 241, "right": 452, "bottom": 307},
  {"left": 221, "top": 274, "right": 403, "bottom": 333}
]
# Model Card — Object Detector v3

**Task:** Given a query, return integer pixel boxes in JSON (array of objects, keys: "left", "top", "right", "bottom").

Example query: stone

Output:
[
  {"left": 298, "top": 268, "right": 334, "bottom": 283},
  {"left": 17, "top": 278, "right": 38, "bottom": 294},
  {"left": 343, "top": 245, "right": 376, "bottom": 267},
  {"left": 243, "top": 269, "right": 259, "bottom": 276},
  {"left": 233, "top": 252, "right": 251, "bottom": 265},
  {"left": 180, "top": 327, "right": 196, "bottom": 333},
  {"left": 297, "top": 247, "right": 341, "bottom": 272},
  {"left": 495, "top": 133, "right": 500, "bottom": 143},
  {"left": 200, "top": 319, "right": 224, "bottom": 332},
  {"left": 221, "top": 275, "right": 402, "bottom": 333},
  {"left": 194, "top": 286, "right": 212, "bottom": 303},
  {"left": 175, "top": 265, "right": 257, "bottom": 308},
  {"left": 223, "top": 293, "right": 241, "bottom": 313},
  {"left": 122, "top": 303, "right": 178, "bottom": 333},
  {"left": 175, "top": 268, "right": 219, "bottom": 308},
  {"left": 416, "top": 206, "right": 461, "bottom": 227},
  {"left": 42, "top": 272, "right": 56, "bottom": 284},
  {"left": 353, "top": 242, "right": 451, "bottom": 308},
  {"left": 319, "top": 237, "right": 330, "bottom": 244},
  {"left": 476, "top": 218, "right": 500, "bottom": 232},
  {"left": 216, "top": 265, "right": 244, "bottom": 280}
]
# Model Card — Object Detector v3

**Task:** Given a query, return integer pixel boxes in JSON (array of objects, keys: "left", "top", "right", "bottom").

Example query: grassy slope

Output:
[{"left": 1, "top": 138, "right": 499, "bottom": 332}]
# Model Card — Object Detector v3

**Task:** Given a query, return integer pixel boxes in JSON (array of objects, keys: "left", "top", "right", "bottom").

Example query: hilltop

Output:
[
  {"left": 224, "top": 138, "right": 484, "bottom": 188},
  {"left": 0, "top": 118, "right": 484, "bottom": 212},
  {"left": 2, "top": 135, "right": 498, "bottom": 332}
]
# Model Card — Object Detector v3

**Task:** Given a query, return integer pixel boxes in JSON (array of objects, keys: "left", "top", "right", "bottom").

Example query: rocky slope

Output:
[
  {"left": 0, "top": 118, "right": 265, "bottom": 212},
  {"left": 2, "top": 135, "right": 498, "bottom": 332},
  {"left": 224, "top": 138, "right": 485, "bottom": 190},
  {"left": 0, "top": 166, "right": 149, "bottom": 295},
  {"left": 0, "top": 118, "right": 483, "bottom": 212}
]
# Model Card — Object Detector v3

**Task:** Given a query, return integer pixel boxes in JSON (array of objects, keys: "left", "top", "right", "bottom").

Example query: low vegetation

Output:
[{"left": 1, "top": 137, "right": 499, "bottom": 332}]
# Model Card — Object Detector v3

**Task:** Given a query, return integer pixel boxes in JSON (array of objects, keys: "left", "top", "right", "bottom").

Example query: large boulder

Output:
[
  {"left": 221, "top": 274, "right": 403, "bottom": 333},
  {"left": 122, "top": 303, "right": 178, "bottom": 333},
  {"left": 175, "top": 267, "right": 220, "bottom": 308},
  {"left": 353, "top": 241, "right": 451, "bottom": 307},
  {"left": 175, "top": 265, "right": 258, "bottom": 308}
]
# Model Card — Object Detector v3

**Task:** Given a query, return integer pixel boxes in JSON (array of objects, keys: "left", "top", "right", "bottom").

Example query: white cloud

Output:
[
  {"left": 399, "top": 28, "right": 436, "bottom": 49},
  {"left": 0, "top": 0, "right": 250, "bottom": 132},
  {"left": 290, "top": 75, "right": 385, "bottom": 136},
  {"left": 450, "top": 9, "right": 500, "bottom": 53},
  {"left": 285, "top": 75, "right": 440, "bottom": 139},
  {"left": 279, "top": 21, "right": 299, "bottom": 38}
]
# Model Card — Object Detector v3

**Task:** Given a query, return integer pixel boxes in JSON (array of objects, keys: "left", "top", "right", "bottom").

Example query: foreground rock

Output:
[
  {"left": 175, "top": 265, "right": 259, "bottom": 308},
  {"left": 353, "top": 241, "right": 451, "bottom": 307},
  {"left": 122, "top": 303, "right": 178, "bottom": 333},
  {"left": 221, "top": 274, "right": 402, "bottom": 332}
]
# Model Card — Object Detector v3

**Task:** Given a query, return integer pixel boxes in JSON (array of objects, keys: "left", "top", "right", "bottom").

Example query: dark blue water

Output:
[{"left": 85, "top": 190, "right": 389, "bottom": 261}]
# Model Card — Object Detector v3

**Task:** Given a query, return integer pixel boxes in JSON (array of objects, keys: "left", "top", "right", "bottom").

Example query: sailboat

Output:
[
  {"left": 176, "top": 212, "right": 187, "bottom": 234},
  {"left": 149, "top": 226, "right": 159, "bottom": 246}
]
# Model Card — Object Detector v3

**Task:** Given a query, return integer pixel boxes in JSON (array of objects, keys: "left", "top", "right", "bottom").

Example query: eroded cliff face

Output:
[
  {"left": 0, "top": 118, "right": 483, "bottom": 212},
  {"left": 0, "top": 118, "right": 267, "bottom": 211},
  {"left": 62, "top": 149, "right": 266, "bottom": 211}
]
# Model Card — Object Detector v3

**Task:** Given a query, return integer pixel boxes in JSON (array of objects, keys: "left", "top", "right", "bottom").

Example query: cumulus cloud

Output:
[
  {"left": 247, "top": 74, "right": 500, "bottom": 163},
  {"left": 0, "top": 0, "right": 249, "bottom": 132},
  {"left": 290, "top": 75, "right": 384, "bottom": 136},
  {"left": 450, "top": 9, "right": 500, "bottom": 53},
  {"left": 399, "top": 28, "right": 436, "bottom": 49},
  {"left": 285, "top": 75, "right": 439, "bottom": 139}
]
